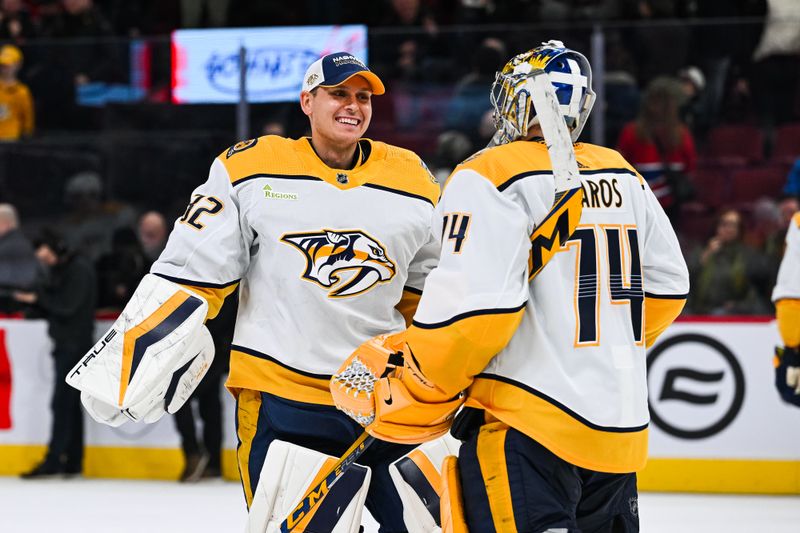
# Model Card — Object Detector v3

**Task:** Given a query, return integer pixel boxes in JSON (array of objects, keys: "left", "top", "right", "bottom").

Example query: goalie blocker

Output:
[{"left": 66, "top": 274, "right": 214, "bottom": 426}]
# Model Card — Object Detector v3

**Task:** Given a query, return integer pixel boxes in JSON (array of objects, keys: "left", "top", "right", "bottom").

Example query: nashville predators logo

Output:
[
  {"left": 226, "top": 138, "right": 257, "bottom": 158},
  {"left": 281, "top": 229, "right": 396, "bottom": 298}
]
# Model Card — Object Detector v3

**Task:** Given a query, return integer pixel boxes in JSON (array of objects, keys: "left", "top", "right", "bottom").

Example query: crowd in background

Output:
[{"left": 0, "top": 0, "right": 798, "bottom": 322}]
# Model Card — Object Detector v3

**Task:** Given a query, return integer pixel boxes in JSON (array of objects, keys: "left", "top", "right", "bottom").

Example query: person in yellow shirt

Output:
[{"left": 0, "top": 44, "right": 33, "bottom": 141}]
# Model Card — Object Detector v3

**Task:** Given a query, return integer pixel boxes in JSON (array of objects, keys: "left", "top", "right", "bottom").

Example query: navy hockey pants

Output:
[
  {"left": 235, "top": 389, "right": 415, "bottom": 533},
  {"left": 458, "top": 421, "right": 639, "bottom": 533}
]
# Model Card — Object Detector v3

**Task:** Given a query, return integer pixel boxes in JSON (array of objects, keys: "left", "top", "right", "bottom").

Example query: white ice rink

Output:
[{"left": 0, "top": 477, "right": 797, "bottom": 532}]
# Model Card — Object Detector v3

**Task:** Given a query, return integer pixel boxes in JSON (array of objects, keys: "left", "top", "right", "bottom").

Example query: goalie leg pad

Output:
[
  {"left": 389, "top": 434, "right": 462, "bottom": 533},
  {"left": 246, "top": 440, "right": 371, "bottom": 533},
  {"left": 440, "top": 455, "right": 468, "bottom": 533}
]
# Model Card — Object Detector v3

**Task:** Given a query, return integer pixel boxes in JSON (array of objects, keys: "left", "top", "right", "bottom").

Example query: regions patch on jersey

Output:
[
  {"left": 281, "top": 229, "right": 396, "bottom": 298},
  {"left": 226, "top": 138, "right": 258, "bottom": 158}
]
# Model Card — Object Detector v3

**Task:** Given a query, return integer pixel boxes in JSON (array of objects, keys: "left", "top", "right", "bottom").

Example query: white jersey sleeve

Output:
[
  {"left": 405, "top": 222, "right": 440, "bottom": 293},
  {"left": 773, "top": 216, "right": 800, "bottom": 302},
  {"left": 152, "top": 158, "right": 253, "bottom": 287},
  {"left": 412, "top": 168, "right": 530, "bottom": 326},
  {"left": 640, "top": 179, "right": 690, "bottom": 297}
]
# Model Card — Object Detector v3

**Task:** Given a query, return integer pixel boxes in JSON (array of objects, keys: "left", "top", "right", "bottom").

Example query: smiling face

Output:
[{"left": 301, "top": 76, "right": 373, "bottom": 153}]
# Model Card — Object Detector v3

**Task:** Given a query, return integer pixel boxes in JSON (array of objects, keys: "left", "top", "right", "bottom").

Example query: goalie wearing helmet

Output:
[{"left": 331, "top": 41, "right": 690, "bottom": 532}]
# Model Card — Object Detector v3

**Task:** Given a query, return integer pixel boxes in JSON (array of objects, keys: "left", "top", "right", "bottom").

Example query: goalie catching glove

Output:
[
  {"left": 66, "top": 274, "right": 214, "bottom": 426},
  {"left": 775, "top": 346, "right": 800, "bottom": 407},
  {"left": 330, "top": 333, "right": 463, "bottom": 444}
]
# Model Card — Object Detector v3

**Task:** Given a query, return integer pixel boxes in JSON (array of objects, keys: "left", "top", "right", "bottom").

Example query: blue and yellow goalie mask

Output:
[{"left": 490, "top": 40, "right": 596, "bottom": 146}]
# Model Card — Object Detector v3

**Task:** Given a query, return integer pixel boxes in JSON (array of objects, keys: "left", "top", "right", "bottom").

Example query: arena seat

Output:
[
  {"left": 705, "top": 124, "right": 764, "bottom": 164},
  {"left": 729, "top": 165, "right": 787, "bottom": 203},
  {"left": 771, "top": 122, "right": 800, "bottom": 163}
]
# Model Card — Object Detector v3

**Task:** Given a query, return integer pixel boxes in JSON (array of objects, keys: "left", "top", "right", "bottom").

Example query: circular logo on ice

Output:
[
  {"left": 647, "top": 333, "right": 745, "bottom": 439},
  {"left": 206, "top": 46, "right": 318, "bottom": 97}
]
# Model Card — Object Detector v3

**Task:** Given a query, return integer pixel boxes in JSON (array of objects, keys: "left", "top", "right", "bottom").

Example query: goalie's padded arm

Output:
[
  {"left": 776, "top": 299, "right": 800, "bottom": 348},
  {"left": 153, "top": 274, "right": 239, "bottom": 321},
  {"left": 405, "top": 307, "right": 525, "bottom": 402}
]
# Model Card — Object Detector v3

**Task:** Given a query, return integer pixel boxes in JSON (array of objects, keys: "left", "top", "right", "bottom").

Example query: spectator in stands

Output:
[
  {"left": 59, "top": 170, "right": 137, "bottom": 262},
  {"left": 0, "top": 0, "right": 37, "bottom": 43},
  {"left": 746, "top": 197, "right": 788, "bottom": 304},
  {"left": 180, "top": 0, "right": 229, "bottom": 28},
  {"left": 628, "top": 0, "right": 690, "bottom": 86},
  {"left": 783, "top": 158, "right": 800, "bottom": 199},
  {"left": 94, "top": 227, "right": 147, "bottom": 312},
  {"left": 30, "top": 0, "right": 121, "bottom": 129},
  {"left": 445, "top": 37, "right": 505, "bottom": 146},
  {"left": 779, "top": 195, "right": 800, "bottom": 230},
  {"left": 677, "top": 65, "right": 708, "bottom": 136},
  {"left": 688, "top": 208, "right": 771, "bottom": 315},
  {"left": 261, "top": 119, "right": 286, "bottom": 137},
  {"left": 0, "top": 44, "right": 33, "bottom": 141},
  {"left": 137, "top": 210, "right": 168, "bottom": 264},
  {"left": 431, "top": 129, "right": 472, "bottom": 185},
  {"left": 16, "top": 228, "right": 96, "bottom": 478},
  {"left": 41, "top": 0, "right": 114, "bottom": 40},
  {"left": 617, "top": 76, "right": 697, "bottom": 222},
  {"left": 603, "top": 31, "right": 640, "bottom": 146},
  {"left": 751, "top": 0, "right": 800, "bottom": 133},
  {"left": 688, "top": 0, "right": 766, "bottom": 131},
  {"left": 370, "top": 0, "right": 447, "bottom": 82},
  {"left": 0, "top": 203, "right": 38, "bottom": 313}
]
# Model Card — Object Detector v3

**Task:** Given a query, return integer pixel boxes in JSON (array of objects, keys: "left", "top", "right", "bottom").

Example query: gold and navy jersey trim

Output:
[
  {"left": 231, "top": 345, "right": 333, "bottom": 380},
  {"left": 476, "top": 374, "right": 649, "bottom": 433},
  {"left": 362, "top": 182, "right": 437, "bottom": 206},
  {"left": 496, "top": 168, "right": 640, "bottom": 192},
  {"left": 232, "top": 173, "right": 323, "bottom": 187},
  {"left": 230, "top": 173, "right": 437, "bottom": 206},
  {"left": 412, "top": 302, "right": 527, "bottom": 329},
  {"left": 153, "top": 273, "right": 240, "bottom": 289},
  {"left": 403, "top": 285, "right": 423, "bottom": 295},
  {"left": 644, "top": 292, "right": 690, "bottom": 299},
  {"left": 497, "top": 170, "right": 552, "bottom": 192}
]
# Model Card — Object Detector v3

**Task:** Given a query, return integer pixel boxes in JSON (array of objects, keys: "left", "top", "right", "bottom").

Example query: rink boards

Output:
[{"left": 0, "top": 318, "right": 798, "bottom": 494}]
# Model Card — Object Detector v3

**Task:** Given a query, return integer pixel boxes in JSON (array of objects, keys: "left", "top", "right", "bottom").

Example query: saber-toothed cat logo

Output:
[{"left": 281, "top": 229, "right": 396, "bottom": 298}]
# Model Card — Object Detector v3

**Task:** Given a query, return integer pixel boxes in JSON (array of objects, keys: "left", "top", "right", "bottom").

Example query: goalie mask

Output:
[{"left": 490, "top": 40, "right": 595, "bottom": 145}]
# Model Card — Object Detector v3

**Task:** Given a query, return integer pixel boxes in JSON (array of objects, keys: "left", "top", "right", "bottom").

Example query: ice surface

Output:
[{"left": 0, "top": 477, "right": 797, "bottom": 532}]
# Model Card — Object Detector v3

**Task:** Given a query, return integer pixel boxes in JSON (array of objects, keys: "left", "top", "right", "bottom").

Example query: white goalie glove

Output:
[{"left": 66, "top": 274, "right": 215, "bottom": 426}]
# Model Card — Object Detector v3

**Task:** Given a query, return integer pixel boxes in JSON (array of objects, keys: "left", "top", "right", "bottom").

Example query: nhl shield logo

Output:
[
  {"left": 281, "top": 229, "right": 396, "bottom": 298},
  {"left": 628, "top": 497, "right": 638, "bottom": 517},
  {"left": 336, "top": 173, "right": 349, "bottom": 184}
]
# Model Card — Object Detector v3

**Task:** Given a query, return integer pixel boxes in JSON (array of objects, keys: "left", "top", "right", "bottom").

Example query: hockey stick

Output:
[
  {"left": 526, "top": 69, "right": 584, "bottom": 280},
  {"left": 279, "top": 430, "right": 375, "bottom": 532}
]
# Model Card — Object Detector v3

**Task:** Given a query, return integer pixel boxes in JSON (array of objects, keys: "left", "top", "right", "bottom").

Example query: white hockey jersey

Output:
[
  {"left": 152, "top": 136, "right": 440, "bottom": 405},
  {"left": 406, "top": 139, "right": 689, "bottom": 473},
  {"left": 772, "top": 213, "right": 800, "bottom": 348}
]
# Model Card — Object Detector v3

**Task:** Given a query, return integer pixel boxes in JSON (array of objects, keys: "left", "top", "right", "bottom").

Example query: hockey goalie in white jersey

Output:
[
  {"left": 332, "top": 41, "right": 690, "bottom": 532},
  {"left": 65, "top": 52, "right": 456, "bottom": 533}
]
